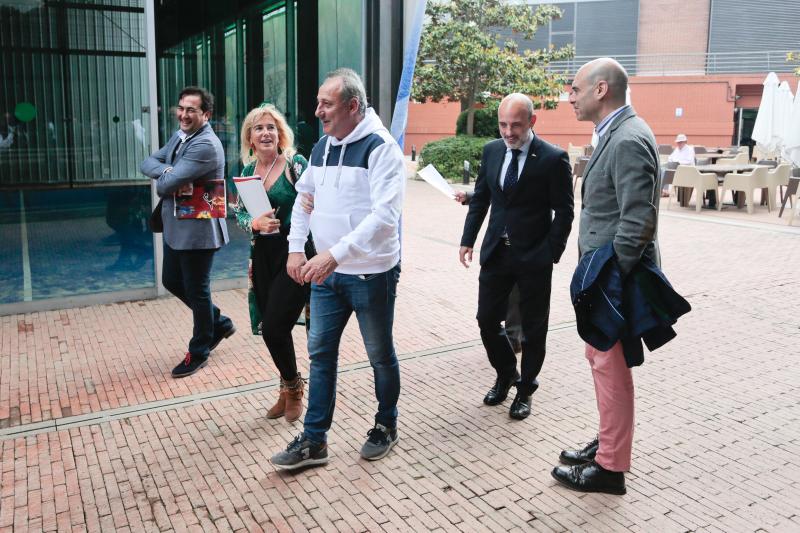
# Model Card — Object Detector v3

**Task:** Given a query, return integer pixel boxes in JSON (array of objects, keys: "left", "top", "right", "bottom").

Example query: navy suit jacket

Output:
[
  {"left": 570, "top": 242, "right": 691, "bottom": 367},
  {"left": 460, "top": 135, "right": 574, "bottom": 271}
]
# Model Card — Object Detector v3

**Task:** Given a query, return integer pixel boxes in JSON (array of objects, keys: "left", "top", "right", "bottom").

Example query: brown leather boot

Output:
[
  {"left": 284, "top": 374, "right": 305, "bottom": 423},
  {"left": 266, "top": 378, "right": 287, "bottom": 419}
]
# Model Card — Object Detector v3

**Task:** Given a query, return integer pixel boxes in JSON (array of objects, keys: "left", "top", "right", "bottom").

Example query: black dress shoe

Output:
[
  {"left": 559, "top": 437, "right": 599, "bottom": 465},
  {"left": 209, "top": 323, "right": 236, "bottom": 352},
  {"left": 171, "top": 352, "right": 208, "bottom": 378},
  {"left": 509, "top": 391, "right": 531, "bottom": 420},
  {"left": 483, "top": 371, "right": 520, "bottom": 405},
  {"left": 551, "top": 460, "right": 626, "bottom": 495}
]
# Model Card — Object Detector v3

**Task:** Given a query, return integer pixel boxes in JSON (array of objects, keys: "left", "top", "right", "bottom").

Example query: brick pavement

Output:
[{"left": 2, "top": 180, "right": 800, "bottom": 531}]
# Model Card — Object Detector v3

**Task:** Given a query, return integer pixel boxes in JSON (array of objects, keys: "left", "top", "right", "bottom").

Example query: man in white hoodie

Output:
[{"left": 271, "top": 68, "right": 406, "bottom": 470}]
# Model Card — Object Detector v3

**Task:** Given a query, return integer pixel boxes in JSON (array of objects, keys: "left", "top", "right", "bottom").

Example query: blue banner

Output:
[{"left": 390, "top": 0, "right": 427, "bottom": 149}]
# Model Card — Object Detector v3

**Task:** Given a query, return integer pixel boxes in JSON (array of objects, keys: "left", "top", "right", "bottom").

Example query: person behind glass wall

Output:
[
  {"left": 232, "top": 103, "right": 311, "bottom": 423},
  {"left": 139, "top": 86, "right": 236, "bottom": 378},
  {"left": 270, "top": 68, "right": 406, "bottom": 470},
  {"left": 0, "top": 111, "right": 15, "bottom": 150}
]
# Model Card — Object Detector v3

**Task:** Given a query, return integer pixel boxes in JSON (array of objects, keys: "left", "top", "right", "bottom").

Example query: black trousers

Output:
[
  {"left": 162, "top": 243, "right": 233, "bottom": 358},
  {"left": 504, "top": 285, "right": 523, "bottom": 344},
  {"left": 477, "top": 243, "right": 552, "bottom": 395},
  {"left": 252, "top": 235, "right": 307, "bottom": 380}
]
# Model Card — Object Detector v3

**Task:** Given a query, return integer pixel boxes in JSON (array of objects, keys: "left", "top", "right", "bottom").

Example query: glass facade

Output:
[
  {"left": 0, "top": 0, "right": 154, "bottom": 306},
  {"left": 1, "top": 0, "right": 383, "bottom": 313}
]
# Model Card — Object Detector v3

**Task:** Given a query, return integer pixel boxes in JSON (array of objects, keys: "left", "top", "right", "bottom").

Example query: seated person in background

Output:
[
  {"left": 668, "top": 133, "right": 695, "bottom": 165},
  {"left": 663, "top": 133, "right": 696, "bottom": 197}
]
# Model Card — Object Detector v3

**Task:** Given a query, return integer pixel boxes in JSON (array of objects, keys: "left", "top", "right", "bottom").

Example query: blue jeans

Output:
[{"left": 303, "top": 264, "right": 401, "bottom": 443}]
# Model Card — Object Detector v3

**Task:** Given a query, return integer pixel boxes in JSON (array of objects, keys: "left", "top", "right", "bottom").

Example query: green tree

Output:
[
  {"left": 412, "top": 0, "right": 574, "bottom": 135},
  {"left": 788, "top": 52, "right": 800, "bottom": 76}
]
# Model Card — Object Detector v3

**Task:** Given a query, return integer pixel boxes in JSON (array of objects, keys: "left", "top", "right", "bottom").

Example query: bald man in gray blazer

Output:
[
  {"left": 141, "top": 86, "right": 235, "bottom": 378},
  {"left": 551, "top": 58, "right": 659, "bottom": 495}
]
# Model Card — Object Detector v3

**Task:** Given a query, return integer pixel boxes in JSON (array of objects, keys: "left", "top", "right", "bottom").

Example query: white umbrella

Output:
[
  {"left": 775, "top": 81, "right": 793, "bottom": 150},
  {"left": 751, "top": 72, "right": 781, "bottom": 154},
  {"left": 782, "top": 80, "right": 800, "bottom": 167}
]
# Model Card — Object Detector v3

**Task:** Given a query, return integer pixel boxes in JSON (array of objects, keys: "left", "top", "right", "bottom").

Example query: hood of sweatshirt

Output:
[
  {"left": 321, "top": 108, "right": 387, "bottom": 187},
  {"left": 329, "top": 107, "right": 385, "bottom": 146}
]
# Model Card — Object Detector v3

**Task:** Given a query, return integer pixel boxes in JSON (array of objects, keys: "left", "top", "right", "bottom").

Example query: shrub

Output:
[
  {"left": 418, "top": 135, "right": 492, "bottom": 182},
  {"left": 455, "top": 100, "right": 501, "bottom": 138}
]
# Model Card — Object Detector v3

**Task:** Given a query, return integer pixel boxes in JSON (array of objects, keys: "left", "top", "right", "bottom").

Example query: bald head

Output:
[
  {"left": 499, "top": 93, "right": 535, "bottom": 120},
  {"left": 569, "top": 57, "right": 629, "bottom": 124},
  {"left": 497, "top": 93, "right": 536, "bottom": 149},
  {"left": 581, "top": 58, "right": 628, "bottom": 106}
]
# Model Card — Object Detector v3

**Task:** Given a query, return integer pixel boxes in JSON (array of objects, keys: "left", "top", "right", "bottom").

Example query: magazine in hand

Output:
[
  {"left": 174, "top": 178, "right": 226, "bottom": 219},
  {"left": 233, "top": 175, "right": 278, "bottom": 235}
]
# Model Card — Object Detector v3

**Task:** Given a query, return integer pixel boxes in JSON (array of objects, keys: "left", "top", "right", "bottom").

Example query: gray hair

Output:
[
  {"left": 326, "top": 68, "right": 368, "bottom": 116},
  {"left": 500, "top": 93, "right": 535, "bottom": 119}
]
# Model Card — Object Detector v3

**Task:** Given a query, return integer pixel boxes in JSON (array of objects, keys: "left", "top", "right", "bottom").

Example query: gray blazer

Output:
[
  {"left": 578, "top": 106, "right": 660, "bottom": 275},
  {"left": 140, "top": 123, "right": 229, "bottom": 250}
]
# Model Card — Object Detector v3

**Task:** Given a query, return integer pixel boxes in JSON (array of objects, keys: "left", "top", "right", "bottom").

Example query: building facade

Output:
[
  {"left": 0, "top": 0, "right": 408, "bottom": 315},
  {"left": 405, "top": 0, "right": 800, "bottom": 154}
]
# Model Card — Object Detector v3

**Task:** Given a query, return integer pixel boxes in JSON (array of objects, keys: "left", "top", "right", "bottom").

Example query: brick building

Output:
[{"left": 405, "top": 0, "right": 800, "bottom": 153}]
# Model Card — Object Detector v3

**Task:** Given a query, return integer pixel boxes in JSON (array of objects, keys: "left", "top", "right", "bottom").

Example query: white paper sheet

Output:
[
  {"left": 417, "top": 164, "right": 456, "bottom": 199},
  {"left": 233, "top": 176, "right": 277, "bottom": 234}
]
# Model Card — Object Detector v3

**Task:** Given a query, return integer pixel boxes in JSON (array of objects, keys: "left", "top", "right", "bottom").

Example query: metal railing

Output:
[{"left": 547, "top": 50, "right": 799, "bottom": 76}]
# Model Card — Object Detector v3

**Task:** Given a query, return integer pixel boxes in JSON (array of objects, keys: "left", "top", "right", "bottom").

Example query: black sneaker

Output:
[
  {"left": 360, "top": 423, "right": 398, "bottom": 461},
  {"left": 271, "top": 434, "right": 328, "bottom": 470},
  {"left": 209, "top": 323, "right": 236, "bottom": 353},
  {"left": 171, "top": 352, "right": 208, "bottom": 378}
]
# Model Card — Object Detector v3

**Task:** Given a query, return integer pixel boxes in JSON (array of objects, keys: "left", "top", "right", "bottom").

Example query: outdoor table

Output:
[
  {"left": 687, "top": 164, "right": 769, "bottom": 209},
  {"left": 701, "top": 152, "right": 738, "bottom": 163}
]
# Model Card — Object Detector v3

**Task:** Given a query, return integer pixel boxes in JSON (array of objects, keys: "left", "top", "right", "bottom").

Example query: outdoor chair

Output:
[
  {"left": 778, "top": 168, "right": 799, "bottom": 218},
  {"left": 717, "top": 152, "right": 748, "bottom": 165},
  {"left": 572, "top": 157, "right": 588, "bottom": 192},
  {"left": 658, "top": 144, "right": 673, "bottom": 155},
  {"left": 694, "top": 146, "right": 707, "bottom": 155},
  {"left": 719, "top": 166, "right": 769, "bottom": 214},
  {"left": 670, "top": 165, "right": 719, "bottom": 212},
  {"left": 567, "top": 143, "right": 585, "bottom": 166},
  {"left": 765, "top": 163, "right": 790, "bottom": 211}
]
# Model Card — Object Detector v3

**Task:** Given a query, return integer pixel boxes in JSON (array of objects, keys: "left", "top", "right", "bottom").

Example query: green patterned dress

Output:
[{"left": 232, "top": 153, "right": 309, "bottom": 334}]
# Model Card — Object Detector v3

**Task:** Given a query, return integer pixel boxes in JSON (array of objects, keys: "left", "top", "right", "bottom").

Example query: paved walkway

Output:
[{"left": 2, "top": 180, "right": 800, "bottom": 532}]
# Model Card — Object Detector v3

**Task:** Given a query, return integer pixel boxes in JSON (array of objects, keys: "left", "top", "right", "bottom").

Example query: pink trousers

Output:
[{"left": 585, "top": 341, "right": 634, "bottom": 472}]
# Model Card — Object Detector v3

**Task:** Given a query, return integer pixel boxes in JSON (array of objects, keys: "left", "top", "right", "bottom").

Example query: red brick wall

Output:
[
  {"left": 405, "top": 73, "right": 799, "bottom": 152},
  {"left": 404, "top": 100, "right": 461, "bottom": 155}
]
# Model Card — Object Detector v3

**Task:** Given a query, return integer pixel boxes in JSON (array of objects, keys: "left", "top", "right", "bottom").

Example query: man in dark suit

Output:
[
  {"left": 140, "top": 87, "right": 236, "bottom": 378},
  {"left": 551, "top": 58, "right": 660, "bottom": 495},
  {"left": 459, "top": 93, "right": 574, "bottom": 420}
]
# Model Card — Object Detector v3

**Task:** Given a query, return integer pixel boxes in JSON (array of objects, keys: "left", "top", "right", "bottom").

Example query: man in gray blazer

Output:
[
  {"left": 551, "top": 59, "right": 659, "bottom": 495},
  {"left": 140, "top": 87, "right": 235, "bottom": 378}
]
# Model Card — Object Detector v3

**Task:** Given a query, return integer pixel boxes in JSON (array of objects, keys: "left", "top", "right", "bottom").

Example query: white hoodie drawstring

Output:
[
  {"left": 334, "top": 144, "right": 347, "bottom": 188},
  {"left": 321, "top": 137, "right": 332, "bottom": 186},
  {"left": 320, "top": 137, "right": 347, "bottom": 188}
]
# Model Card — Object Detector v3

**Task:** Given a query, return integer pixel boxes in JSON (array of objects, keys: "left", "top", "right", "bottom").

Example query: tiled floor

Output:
[{"left": 1, "top": 179, "right": 799, "bottom": 532}]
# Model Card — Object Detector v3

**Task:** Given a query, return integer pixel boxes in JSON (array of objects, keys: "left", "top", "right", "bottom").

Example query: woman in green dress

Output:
[{"left": 233, "top": 104, "right": 310, "bottom": 423}]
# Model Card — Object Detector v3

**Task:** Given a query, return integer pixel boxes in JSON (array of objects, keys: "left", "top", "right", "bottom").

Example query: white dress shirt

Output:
[{"left": 499, "top": 131, "right": 534, "bottom": 189}]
